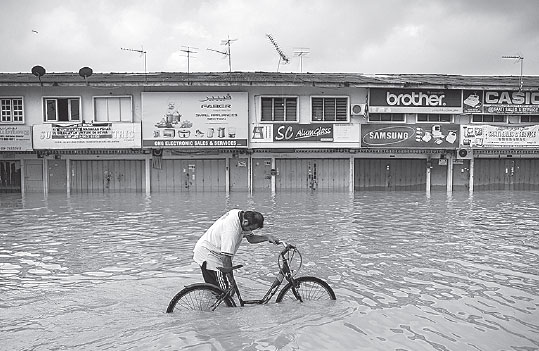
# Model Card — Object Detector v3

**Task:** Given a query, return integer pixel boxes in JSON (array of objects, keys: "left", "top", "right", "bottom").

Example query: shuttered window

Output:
[
  {"left": 94, "top": 96, "right": 133, "bottom": 122},
  {"left": 311, "top": 97, "right": 348, "bottom": 122},
  {"left": 261, "top": 97, "right": 297, "bottom": 122}
]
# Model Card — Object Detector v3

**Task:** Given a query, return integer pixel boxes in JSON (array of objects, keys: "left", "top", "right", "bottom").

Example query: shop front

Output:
[
  {"left": 250, "top": 122, "right": 360, "bottom": 192},
  {"left": 32, "top": 122, "right": 143, "bottom": 193},
  {"left": 142, "top": 92, "right": 249, "bottom": 192}
]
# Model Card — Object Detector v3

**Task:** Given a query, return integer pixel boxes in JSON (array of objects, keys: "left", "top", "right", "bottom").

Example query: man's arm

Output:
[{"left": 245, "top": 233, "right": 279, "bottom": 244}]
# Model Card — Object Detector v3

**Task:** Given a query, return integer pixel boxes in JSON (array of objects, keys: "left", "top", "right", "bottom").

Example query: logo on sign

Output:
[{"left": 362, "top": 126, "right": 416, "bottom": 146}]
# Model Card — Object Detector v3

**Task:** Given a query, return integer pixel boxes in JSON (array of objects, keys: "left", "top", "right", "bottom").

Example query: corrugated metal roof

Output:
[{"left": 0, "top": 71, "right": 537, "bottom": 90}]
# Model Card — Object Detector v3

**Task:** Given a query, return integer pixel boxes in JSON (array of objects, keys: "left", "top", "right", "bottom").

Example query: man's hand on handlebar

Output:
[{"left": 266, "top": 234, "right": 280, "bottom": 245}]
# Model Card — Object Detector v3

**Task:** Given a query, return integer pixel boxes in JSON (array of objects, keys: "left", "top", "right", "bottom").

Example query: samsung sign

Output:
[{"left": 369, "top": 88, "right": 462, "bottom": 113}]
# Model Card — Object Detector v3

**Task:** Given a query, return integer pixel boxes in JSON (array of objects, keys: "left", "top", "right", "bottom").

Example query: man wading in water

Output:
[{"left": 193, "top": 210, "right": 280, "bottom": 290}]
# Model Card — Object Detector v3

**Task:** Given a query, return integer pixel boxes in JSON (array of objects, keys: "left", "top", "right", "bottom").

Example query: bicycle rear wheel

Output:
[
  {"left": 276, "top": 276, "right": 336, "bottom": 302},
  {"left": 166, "top": 283, "right": 235, "bottom": 313}
]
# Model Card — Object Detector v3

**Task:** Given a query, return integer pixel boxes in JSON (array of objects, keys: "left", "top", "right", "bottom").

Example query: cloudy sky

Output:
[{"left": 2, "top": 0, "right": 538, "bottom": 75}]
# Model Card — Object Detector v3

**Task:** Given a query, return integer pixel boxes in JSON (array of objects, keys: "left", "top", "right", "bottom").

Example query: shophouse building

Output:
[{"left": 1, "top": 71, "right": 538, "bottom": 194}]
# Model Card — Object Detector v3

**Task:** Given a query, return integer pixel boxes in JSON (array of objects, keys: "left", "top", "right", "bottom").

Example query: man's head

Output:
[{"left": 242, "top": 211, "right": 264, "bottom": 231}]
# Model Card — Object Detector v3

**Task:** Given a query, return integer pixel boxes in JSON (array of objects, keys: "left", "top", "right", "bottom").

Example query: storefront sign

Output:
[
  {"left": 369, "top": 89, "right": 462, "bottom": 113},
  {"left": 0, "top": 125, "right": 32, "bottom": 151},
  {"left": 251, "top": 123, "right": 360, "bottom": 144},
  {"left": 483, "top": 90, "right": 539, "bottom": 115},
  {"left": 463, "top": 90, "right": 539, "bottom": 115},
  {"left": 361, "top": 123, "right": 460, "bottom": 148},
  {"left": 142, "top": 92, "right": 248, "bottom": 148},
  {"left": 461, "top": 124, "right": 539, "bottom": 148},
  {"left": 273, "top": 124, "right": 333, "bottom": 142},
  {"left": 33, "top": 123, "right": 142, "bottom": 149}
]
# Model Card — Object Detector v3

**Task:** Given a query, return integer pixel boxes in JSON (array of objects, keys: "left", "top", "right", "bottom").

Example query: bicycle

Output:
[{"left": 166, "top": 242, "right": 336, "bottom": 312}]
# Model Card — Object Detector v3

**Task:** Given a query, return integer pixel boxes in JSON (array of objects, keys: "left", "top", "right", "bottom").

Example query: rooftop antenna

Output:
[
  {"left": 208, "top": 35, "right": 237, "bottom": 72},
  {"left": 121, "top": 46, "right": 148, "bottom": 83},
  {"left": 502, "top": 55, "right": 524, "bottom": 91},
  {"left": 293, "top": 47, "right": 310, "bottom": 73},
  {"left": 266, "top": 34, "right": 289, "bottom": 72},
  {"left": 180, "top": 46, "right": 198, "bottom": 74}
]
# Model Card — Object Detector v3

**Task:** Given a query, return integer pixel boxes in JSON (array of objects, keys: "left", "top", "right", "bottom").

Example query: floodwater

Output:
[{"left": 1, "top": 190, "right": 538, "bottom": 351}]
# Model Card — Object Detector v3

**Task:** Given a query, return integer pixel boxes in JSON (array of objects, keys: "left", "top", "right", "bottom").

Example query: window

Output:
[
  {"left": 261, "top": 97, "right": 297, "bottom": 122},
  {"left": 417, "top": 114, "right": 451, "bottom": 122},
  {"left": 94, "top": 96, "right": 133, "bottom": 122},
  {"left": 520, "top": 115, "right": 539, "bottom": 123},
  {"left": 472, "top": 114, "right": 505, "bottom": 123},
  {"left": 311, "top": 97, "right": 348, "bottom": 122},
  {"left": 1, "top": 98, "right": 24, "bottom": 123},
  {"left": 368, "top": 113, "right": 405, "bottom": 122},
  {"left": 44, "top": 97, "right": 80, "bottom": 122}
]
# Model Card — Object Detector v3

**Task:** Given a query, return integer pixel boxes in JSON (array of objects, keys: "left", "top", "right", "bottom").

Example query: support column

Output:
[
  {"left": 426, "top": 166, "right": 431, "bottom": 194},
  {"left": 20, "top": 158, "right": 26, "bottom": 194},
  {"left": 66, "top": 158, "right": 71, "bottom": 194},
  {"left": 469, "top": 157, "right": 474, "bottom": 195},
  {"left": 225, "top": 156, "right": 230, "bottom": 194},
  {"left": 446, "top": 156, "right": 453, "bottom": 193},
  {"left": 43, "top": 158, "right": 49, "bottom": 195},
  {"left": 349, "top": 156, "right": 354, "bottom": 193},
  {"left": 145, "top": 157, "right": 151, "bottom": 194},
  {"left": 271, "top": 157, "right": 276, "bottom": 194}
]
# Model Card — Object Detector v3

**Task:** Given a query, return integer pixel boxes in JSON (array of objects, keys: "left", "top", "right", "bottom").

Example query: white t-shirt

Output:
[{"left": 193, "top": 209, "right": 252, "bottom": 270}]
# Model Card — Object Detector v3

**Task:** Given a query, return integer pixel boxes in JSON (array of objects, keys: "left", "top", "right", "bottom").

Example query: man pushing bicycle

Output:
[{"left": 193, "top": 209, "right": 280, "bottom": 291}]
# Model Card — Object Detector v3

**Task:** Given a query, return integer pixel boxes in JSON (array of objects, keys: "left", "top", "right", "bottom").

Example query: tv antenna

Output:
[
  {"left": 293, "top": 47, "right": 310, "bottom": 73},
  {"left": 180, "top": 46, "right": 198, "bottom": 74},
  {"left": 121, "top": 46, "right": 148, "bottom": 83},
  {"left": 502, "top": 55, "right": 524, "bottom": 90},
  {"left": 208, "top": 36, "right": 237, "bottom": 72},
  {"left": 266, "top": 34, "right": 289, "bottom": 72}
]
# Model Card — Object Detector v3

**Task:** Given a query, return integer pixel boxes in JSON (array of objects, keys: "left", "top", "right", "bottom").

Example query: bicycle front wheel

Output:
[
  {"left": 276, "top": 276, "right": 336, "bottom": 302},
  {"left": 166, "top": 283, "right": 235, "bottom": 313}
]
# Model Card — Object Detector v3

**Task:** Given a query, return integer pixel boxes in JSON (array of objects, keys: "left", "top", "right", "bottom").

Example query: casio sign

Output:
[{"left": 485, "top": 91, "right": 539, "bottom": 105}]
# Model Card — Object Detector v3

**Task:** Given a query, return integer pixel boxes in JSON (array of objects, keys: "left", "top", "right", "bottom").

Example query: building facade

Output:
[{"left": 1, "top": 71, "right": 538, "bottom": 194}]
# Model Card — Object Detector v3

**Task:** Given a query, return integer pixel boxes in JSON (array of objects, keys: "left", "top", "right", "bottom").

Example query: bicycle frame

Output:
[{"left": 215, "top": 243, "right": 301, "bottom": 309}]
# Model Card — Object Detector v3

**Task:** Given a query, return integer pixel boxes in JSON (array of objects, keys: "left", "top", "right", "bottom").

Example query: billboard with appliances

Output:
[{"left": 142, "top": 92, "right": 248, "bottom": 148}]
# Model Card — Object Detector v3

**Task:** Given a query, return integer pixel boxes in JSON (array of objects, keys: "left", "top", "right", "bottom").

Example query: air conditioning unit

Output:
[
  {"left": 457, "top": 148, "right": 473, "bottom": 160},
  {"left": 350, "top": 103, "right": 366, "bottom": 116}
]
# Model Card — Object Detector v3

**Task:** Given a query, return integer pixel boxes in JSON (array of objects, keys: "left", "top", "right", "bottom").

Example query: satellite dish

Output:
[
  {"left": 79, "top": 67, "right": 93, "bottom": 78},
  {"left": 31, "top": 65, "right": 46, "bottom": 77}
]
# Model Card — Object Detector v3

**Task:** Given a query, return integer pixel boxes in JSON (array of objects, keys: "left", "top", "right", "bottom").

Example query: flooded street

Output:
[{"left": 1, "top": 191, "right": 538, "bottom": 350}]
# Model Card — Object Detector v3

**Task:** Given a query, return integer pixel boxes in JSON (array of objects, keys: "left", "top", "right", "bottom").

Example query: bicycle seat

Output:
[{"left": 217, "top": 265, "right": 243, "bottom": 273}]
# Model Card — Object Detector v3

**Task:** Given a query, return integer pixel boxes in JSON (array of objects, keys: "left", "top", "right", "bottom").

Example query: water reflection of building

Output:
[{"left": 1, "top": 72, "right": 538, "bottom": 194}]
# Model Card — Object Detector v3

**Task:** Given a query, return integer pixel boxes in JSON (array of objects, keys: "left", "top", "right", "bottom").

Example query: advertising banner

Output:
[
  {"left": 361, "top": 123, "right": 460, "bottom": 148},
  {"left": 463, "top": 90, "right": 539, "bottom": 115},
  {"left": 369, "top": 88, "right": 462, "bottom": 113},
  {"left": 461, "top": 124, "right": 539, "bottom": 148},
  {"left": 483, "top": 90, "right": 539, "bottom": 115},
  {"left": 250, "top": 123, "right": 360, "bottom": 144},
  {"left": 463, "top": 90, "right": 483, "bottom": 114},
  {"left": 33, "top": 123, "right": 142, "bottom": 149},
  {"left": 142, "top": 92, "right": 248, "bottom": 148},
  {"left": 0, "top": 125, "right": 32, "bottom": 151}
]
